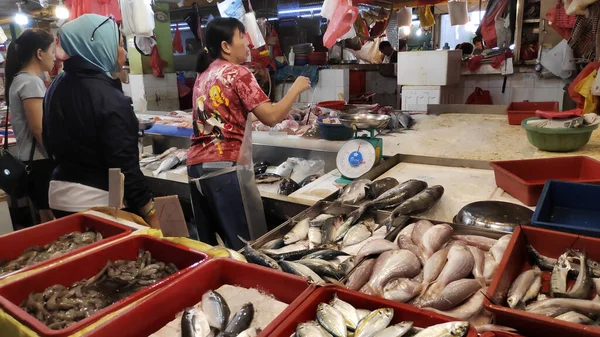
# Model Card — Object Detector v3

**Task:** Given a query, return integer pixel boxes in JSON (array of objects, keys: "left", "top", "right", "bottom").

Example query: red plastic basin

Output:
[
  {"left": 85, "top": 258, "right": 314, "bottom": 337},
  {"left": 267, "top": 286, "right": 478, "bottom": 337},
  {"left": 507, "top": 101, "right": 559, "bottom": 125},
  {"left": 0, "top": 235, "right": 208, "bottom": 337},
  {"left": 485, "top": 225, "right": 600, "bottom": 337},
  {"left": 0, "top": 213, "right": 132, "bottom": 280},
  {"left": 490, "top": 156, "right": 600, "bottom": 206}
]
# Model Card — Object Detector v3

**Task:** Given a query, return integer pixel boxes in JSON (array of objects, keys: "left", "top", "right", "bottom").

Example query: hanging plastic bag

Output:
[
  {"left": 448, "top": 0, "right": 469, "bottom": 26},
  {"left": 569, "top": 62, "right": 600, "bottom": 108},
  {"left": 574, "top": 69, "right": 599, "bottom": 113},
  {"left": 120, "top": 0, "right": 154, "bottom": 37},
  {"left": 397, "top": 7, "right": 412, "bottom": 27},
  {"left": 466, "top": 87, "right": 493, "bottom": 104},
  {"left": 419, "top": 6, "right": 435, "bottom": 28},
  {"left": 355, "top": 38, "right": 383, "bottom": 64},
  {"left": 243, "top": 12, "right": 266, "bottom": 49},
  {"left": 173, "top": 23, "right": 184, "bottom": 54},
  {"left": 479, "top": 0, "right": 509, "bottom": 47},
  {"left": 150, "top": 45, "right": 168, "bottom": 78},
  {"left": 0, "top": 29, "right": 7, "bottom": 44},
  {"left": 321, "top": 0, "right": 341, "bottom": 20},
  {"left": 217, "top": 0, "right": 246, "bottom": 21},
  {"left": 495, "top": 7, "right": 511, "bottom": 48},
  {"left": 323, "top": 4, "right": 359, "bottom": 48}
]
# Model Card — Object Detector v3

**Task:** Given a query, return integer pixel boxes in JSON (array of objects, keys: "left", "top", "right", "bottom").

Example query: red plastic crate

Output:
[
  {"left": 0, "top": 213, "right": 132, "bottom": 280},
  {"left": 485, "top": 225, "right": 600, "bottom": 337},
  {"left": 84, "top": 258, "right": 314, "bottom": 337},
  {"left": 267, "top": 286, "right": 479, "bottom": 337},
  {"left": 490, "top": 156, "right": 600, "bottom": 206},
  {"left": 0, "top": 235, "right": 208, "bottom": 337},
  {"left": 507, "top": 101, "right": 559, "bottom": 125}
]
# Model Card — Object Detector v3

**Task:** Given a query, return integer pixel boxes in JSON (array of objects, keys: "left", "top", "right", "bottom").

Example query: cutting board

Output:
[{"left": 286, "top": 169, "right": 344, "bottom": 206}]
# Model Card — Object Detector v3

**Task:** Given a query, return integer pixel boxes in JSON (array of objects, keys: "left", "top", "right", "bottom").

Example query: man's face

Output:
[
  {"left": 383, "top": 46, "right": 393, "bottom": 56},
  {"left": 475, "top": 41, "right": 483, "bottom": 49}
]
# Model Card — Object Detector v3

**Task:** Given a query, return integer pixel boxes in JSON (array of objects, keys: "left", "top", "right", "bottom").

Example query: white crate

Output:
[
  {"left": 401, "top": 86, "right": 460, "bottom": 111},
  {"left": 397, "top": 50, "right": 462, "bottom": 86}
]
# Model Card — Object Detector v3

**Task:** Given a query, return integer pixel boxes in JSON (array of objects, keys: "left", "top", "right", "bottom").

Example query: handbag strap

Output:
[{"left": 3, "top": 99, "right": 9, "bottom": 152}]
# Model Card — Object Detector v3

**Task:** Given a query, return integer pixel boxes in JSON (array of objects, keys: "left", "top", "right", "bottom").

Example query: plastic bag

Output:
[
  {"left": 568, "top": 62, "right": 600, "bottom": 108},
  {"left": 449, "top": 0, "right": 469, "bottom": 26},
  {"left": 321, "top": 0, "right": 341, "bottom": 20},
  {"left": 479, "top": 0, "right": 510, "bottom": 47},
  {"left": 173, "top": 23, "right": 183, "bottom": 54},
  {"left": 397, "top": 7, "right": 412, "bottom": 27},
  {"left": 355, "top": 38, "right": 383, "bottom": 64},
  {"left": 574, "top": 69, "right": 599, "bottom": 113},
  {"left": 288, "top": 158, "right": 325, "bottom": 183},
  {"left": 217, "top": 0, "right": 246, "bottom": 21},
  {"left": 119, "top": 0, "right": 154, "bottom": 37},
  {"left": 243, "top": 11, "right": 266, "bottom": 49},
  {"left": 419, "top": 6, "right": 435, "bottom": 28},
  {"left": 495, "top": 7, "right": 511, "bottom": 48},
  {"left": 323, "top": 4, "right": 359, "bottom": 48},
  {"left": 466, "top": 87, "right": 493, "bottom": 104},
  {"left": 150, "top": 45, "right": 168, "bottom": 78}
]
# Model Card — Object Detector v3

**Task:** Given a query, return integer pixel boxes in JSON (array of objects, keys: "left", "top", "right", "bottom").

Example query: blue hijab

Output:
[{"left": 59, "top": 14, "right": 119, "bottom": 74}]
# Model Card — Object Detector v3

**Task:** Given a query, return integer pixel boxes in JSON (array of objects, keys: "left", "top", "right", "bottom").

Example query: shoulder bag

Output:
[{"left": 0, "top": 101, "right": 37, "bottom": 197}]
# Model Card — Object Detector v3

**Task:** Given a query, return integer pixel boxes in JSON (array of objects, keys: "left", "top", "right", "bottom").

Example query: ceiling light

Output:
[
  {"left": 416, "top": 28, "right": 422, "bottom": 36},
  {"left": 14, "top": 3, "right": 28, "bottom": 26},
  {"left": 402, "top": 26, "right": 411, "bottom": 35},
  {"left": 55, "top": 0, "right": 69, "bottom": 19}
]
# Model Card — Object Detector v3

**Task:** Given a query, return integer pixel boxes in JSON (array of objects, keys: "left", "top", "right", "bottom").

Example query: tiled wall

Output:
[
  {"left": 455, "top": 73, "right": 566, "bottom": 109},
  {"left": 366, "top": 72, "right": 397, "bottom": 107},
  {"left": 274, "top": 69, "right": 349, "bottom": 103},
  {"left": 142, "top": 73, "right": 180, "bottom": 111}
]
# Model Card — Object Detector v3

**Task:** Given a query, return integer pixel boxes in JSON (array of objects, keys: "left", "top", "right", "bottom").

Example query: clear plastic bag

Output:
[
  {"left": 217, "top": 0, "right": 246, "bottom": 21},
  {"left": 288, "top": 158, "right": 325, "bottom": 183},
  {"left": 243, "top": 11, "right": 266, "bottom": 49}
]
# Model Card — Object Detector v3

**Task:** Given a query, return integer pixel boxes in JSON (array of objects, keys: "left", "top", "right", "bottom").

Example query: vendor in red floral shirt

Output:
[{"left": 188, "top": 17, "right": 310, "bottom": 248}]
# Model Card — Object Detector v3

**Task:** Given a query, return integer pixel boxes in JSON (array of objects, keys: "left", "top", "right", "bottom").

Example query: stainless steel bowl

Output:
[
  {"left": 138, "top": 119, "right": 155, "bottom": 131},
  {"left": 339, "top": 113, "right": 390, "bottom": 130},
  {"left": 454, "top": 200, "right": 534, "bottom": 233}
]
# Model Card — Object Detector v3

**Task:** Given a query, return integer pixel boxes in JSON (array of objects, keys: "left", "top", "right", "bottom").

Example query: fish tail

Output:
[{"left": 325, "top": 200, "right": 342, "bottom": 211}]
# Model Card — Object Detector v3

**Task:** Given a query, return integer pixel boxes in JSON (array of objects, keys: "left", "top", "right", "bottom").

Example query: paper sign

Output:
[
  {"left": 108, "top": 168, "right": 124, "bottom": 209},
  {"left": 155, "top": 195, "right": 189, "bottom": 238}
]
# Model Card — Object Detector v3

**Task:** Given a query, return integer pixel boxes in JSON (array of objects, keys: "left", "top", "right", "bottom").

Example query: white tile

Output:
[
  {"left": 334, "top": 71, "right": 345, "bottom": 88},
  {"left": 488, "top": 76, "right": 506, "bottom": 88},
  {"left": 464, "top": 78, "right": 477, "bottom": 88},
  {"left": 532, "top": 88, "right": 559, "bottom": 102},
  {"left": 489, "top": 88, "right": 512, "bottom": 105},
  {"left": 319, "top": 71, "right": 335, "bottom": 88},
  {"left": 535, "top": 76, "right": 563, "bottom": 88},
  {"left": 474, "top": 77, "right": 489, "bottom": 88},
  {"left": 511, "top": 88, "right": 534, "bottom": 102}
]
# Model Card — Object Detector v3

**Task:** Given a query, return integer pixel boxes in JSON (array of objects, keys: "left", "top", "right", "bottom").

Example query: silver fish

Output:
[
  {"left": 296, "top": 321, "right": 333, "bottom": 337},
  {"left": 508, "top": 266, "right": 541, "bottom": 308},
  {"left": 551, "top": 253, "right": 570, "bottom": 297},
  {"left": 396, "top": 234, "right": 427, "bottom": 266},
  {"left": 526, "top": 298, "right": 600, "bottom": 316},
  {"left": 153, "top": 155, "right": 180, "bottom": 176},
  {"left": 383, "top": 278, "right": 423, "bottom": 303},
  {"left": 373, "top": 321, "right": 413, "bottom": 337},
  {"left": 523, "top": 274, "right": 542, "bottom": 303},
  {"left": 243, "top": 244, "right": 282, "bottom": 270},
  {"left": 338, "top": 179, "right": 372, "bottom": 205},
  {"left": 317, "top": 303, "right": 347, "bottom": 337},
  {"left": 412, "top": 322, "right": 470, "bottom": 337},
  {"left": 339, "top": 256, "right": 355, "bottom": 275},
  {"left": 490, "top": 234, "right": 511, "bottom": 263},
  {"left": 311, "top": 214, "right": 337, "bottom": 227},
  {"left": 425, "top": 289, "right": 486, "bottom": 321},
  {"left": 421, "top": 224, "right": 453, "bottom": 259},
  {"left": 483, "top": 252, "right": 497, "bottom": 285},
  {"left": 334, "top": 206, "right": 369, "bottom": 241},
  {"left": 367, "top": 178, "right": 400, "bottom": 200},
  {"left": 370, "top": 180, "right": 428, "bottom": 210},
  {"left": 261, "top": 242, "right": 308, "bottom": 256},
  {"left": 564, "top": 249, "right": 592, "bottom": 299},
  {"left": 355, "top": 239, "right": 399, "bottom": 263},
  {"left": 284, "top": 218, "right": 310, "bottom": 244},
  {"left": 201, "top": 290, "right": 230, "bottom": 331},
  {"left": 354, "top": 308, "right": 394, "bottom": 337},
  {"left": 342, "top": 223, "right": 372, "bottom": 247},
  {"left": 223, "top": 302, "right": 254, "bottom": 336},
  {"left": 346, "top": 259, "right": 376, "bottom": 291},
  {"left": 452, "top": 235, "right": 497, "bottom": 251},
  {"left": 279, "top": 260, "right": 326, "bottom": 285},
  {"left": 237, "top": 327, "right": 260, "bottom": 337},
  {"left": 411, "top": 220, "right": 434, "bottom": 248},
  {"left": 308, "top": 226, "right": 323, "bottom": 249},
  {"left": 467, "top": 246, "right": 486, "bottom": 287},
  {"left": 260, "top": 238, "right": 285, "bottom": 250},
  {"left": 365, "top": 250, "right": 421, "bottom": 295},
  {"left": 330, "top": 293, "right": 360, "bottom": 330},
  {"left": 419, "top": 279, "right": 481, "bottom": 310},
  {"left": 181, "top": 308, "right": 196, "bottom": 337},
  {"left": 390, "top": 185, "right": 444, "bottom": 219},
  {"left": 295, "top": 259, "right": 344, "bottom": 280},
  {"left": 555, "top": 311, "right": 594, "bottom": 325},
  {"left": 356, "top": 309, "right": 370, "bottom": 322}
]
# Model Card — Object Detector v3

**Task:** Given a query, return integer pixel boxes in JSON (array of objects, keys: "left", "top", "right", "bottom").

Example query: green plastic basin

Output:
[{"left": 521, "top": 117, "right": 598, "bottom": 152}]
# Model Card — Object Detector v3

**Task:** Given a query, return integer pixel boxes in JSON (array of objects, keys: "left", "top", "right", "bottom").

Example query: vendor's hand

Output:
[{"left": 291, "top": 76, "right": 311, "bottom": 96}]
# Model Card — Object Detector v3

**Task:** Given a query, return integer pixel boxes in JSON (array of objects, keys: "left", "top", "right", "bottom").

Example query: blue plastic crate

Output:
[{"left": 532, "top": 180, "right": 600, "bottom": 237}]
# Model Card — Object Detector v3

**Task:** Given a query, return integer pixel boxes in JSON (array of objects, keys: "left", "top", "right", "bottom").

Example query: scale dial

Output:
[{"left": 336, "top": 139, "right": 376, "bottom": 179}]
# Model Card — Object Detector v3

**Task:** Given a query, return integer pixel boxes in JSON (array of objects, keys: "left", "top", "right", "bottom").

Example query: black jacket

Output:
[{"left": 43, "top": 56, "right": 152, "bottom": 211}]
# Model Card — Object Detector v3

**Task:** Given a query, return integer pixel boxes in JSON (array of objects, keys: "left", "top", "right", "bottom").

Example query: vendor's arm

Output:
[
  {"left": 100, "top": 95, "right": 157, "bottom": 228},
  {"left": 251, "top": 77, "right": 311, "bottom": 127}
]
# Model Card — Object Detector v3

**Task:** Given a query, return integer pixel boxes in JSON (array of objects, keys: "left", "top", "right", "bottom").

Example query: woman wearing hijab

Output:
[{"left": 43, "top": 14, "right": 158, "bottom": 227}]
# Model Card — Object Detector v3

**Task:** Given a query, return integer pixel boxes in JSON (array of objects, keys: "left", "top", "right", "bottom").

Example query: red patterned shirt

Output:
[{"left": 188, "top": 59, "right": 269, "bottom": 166}]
